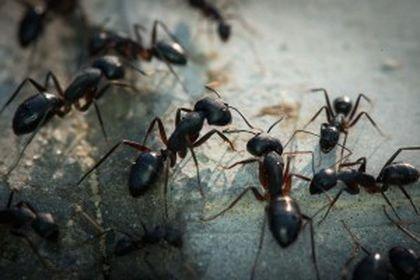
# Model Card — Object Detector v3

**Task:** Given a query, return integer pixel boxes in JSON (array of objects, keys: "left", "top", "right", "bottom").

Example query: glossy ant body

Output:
[
  {"left": 308, "top": 147, "right": 420, "bottom": 223},
  {"left": 89, "top": 20, "right": 188, "bottom": 92},
  {"left": 18, "top": 0, "right": 84, "bottom": 47},
  {"left": 187, "top": 0, "right": 231, "bottom": 41},
  {"left": 341, "top": 220, "right": 419, "bottom": 280},
  {"left": 76, "top": 86, "right": 253, "bottom": 217},
  {"left": 304, "top": 88, "right": 384, "bottom": 160},
  {"left": 201, "top": 121, "right": 331, "bottom": 280},
  {"left": 0, "top": 55, "right": 141, "bottom": 176},
  {"left": 0, "top": 189, "right": 59, "bottom": 268}
]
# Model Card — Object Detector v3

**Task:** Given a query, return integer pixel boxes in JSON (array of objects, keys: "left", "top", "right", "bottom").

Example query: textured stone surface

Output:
[{"left": 0, "top": 0, "right": 419, "bottom": 279}]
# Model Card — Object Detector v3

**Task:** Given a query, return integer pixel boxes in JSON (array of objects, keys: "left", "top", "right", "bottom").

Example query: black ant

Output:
[
  {"left": 0, "top": 55, "right": 142, "bottom": 177},
  {"left": 187, "top": 0, "right": 231, "bottom": 42},
  {"left": 341, "top": 220, "right": 419, "bottom": 280},
  {"left": 18, "top": 0, "right": 86, "bottom": 48},
  {"left": 303, "top": 88, "right": 385, "bottom": 161},
  {"left": 72, "top": 204, "right": 183, "bottom": 279},
  {"left": 0, "top": 188, "right": 59, "bottom": 269},
  {"left": 88, "top": 20, "right": 188, "bottom": 92},
  {"left": 76, "top": 86, "right": 253, "bottom": 217},
  {"left": 200, "top": 120, "right": 339, "bottom": 280},
  {"left": 308, "top": 146, "right": 420, "bottom": 223}
]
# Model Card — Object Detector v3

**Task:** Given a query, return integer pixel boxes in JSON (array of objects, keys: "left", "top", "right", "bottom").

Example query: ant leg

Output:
[
  {"left": 380, "top": 190, "right": 402, "bottom": 220},
  {"left": 142, "top": 117, "right": 168, "bottom": 146},
  {"left": 175, "top": 107, "right": 193, "bottom": 126},
  {"left": 76, "top": 140, "right": 151, "bottom": 186},
  {"left": 348, "top": 93, "right": 371, "bottom": 120},
  {"left": 397, "top": 185, "right": 418, "bottom": 215},
  {"left": 339, "top": 131, "right": 349, "bottom": 166},
  {"left": 95, "top": 81, "right": 137, "bottom": 100},
  {"left": 162, "top": 159, "right": 171, "bottom": 221},
  {"left": 348, "top": 111, "right": 385, "bottom": 136},
  {"left": 186, "top": 145, "right": 205, "bottom": 197},
  {"left": 92, "top": 100, "right": 108, "bottom": 142},
  {"left": 340, "top": 220, "right": 371, "bottom": 255},
  {"left": 317, "top": 189, "right": 344, "bottom": 225},
  {"left": 301, "top": 215, "right": 321, "bottom": 280},
  {"left": 302, "top": 106, "right": 332, "bottom": 130},
  {"left": 379, "top": 146, "right": 420, "bottom": 174},
  {"left": 151, "top": 20, "right": 184, "bottom": 48},
  {"left": 0, "top": 78, "right": 46, "bottom": 114},
  {"left": 6, "top": 190, "right": 15, "bottom": 208},
  {"left": 220, "top": 158, "right": 258, "bottom": 170},
  {"left": 250, "top": 211, "right": 267, "bottom": 280},
  {"left": 193, "top": 129, "right": 236, "bottom": 151},
  {"left": 73, "top": 204, "right": 104, "bottom": 234},
  {"left": 43, "top": 71, "right": 64, "bottom": 97},
  {"left": 283, "top": 150, "right": 315, "bottom": 174},
  {"left": 133, "top": 23, "right": 146, "bottom": 45},
  {"left": 339, "top": 157, "right": 367, "bottom": 172},
  {"left": 5, "top": 107, "right": 53, "bottom": 177},
  {"left": 340, "top": 239, "right": 361, "bottom": 280},
  {"left": 200, "top": 187, "right": 265, "bottom": 221},
  {"left": 310, "top": 88, "right": 334, "bottom": 116},
  {"left": 383, "top": 206, "right": 420, "bottom": 244}
]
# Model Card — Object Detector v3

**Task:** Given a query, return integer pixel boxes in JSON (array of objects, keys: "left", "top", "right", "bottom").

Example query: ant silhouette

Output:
[{"left": 0, "top": 55, "right": 142, "bottom": 177}]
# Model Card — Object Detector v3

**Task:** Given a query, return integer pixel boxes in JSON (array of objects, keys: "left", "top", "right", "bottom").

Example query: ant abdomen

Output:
[{"left": 129, "top": 152, "right": 164, "bottom": 198}]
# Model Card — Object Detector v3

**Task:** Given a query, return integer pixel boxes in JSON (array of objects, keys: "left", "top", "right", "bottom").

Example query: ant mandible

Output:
[
  {"left": 0, "top": 188, "right": 59, "bottom": 269},
  {"left": 308, "top": 146, "right": 420, "bottom": 223},
  {"left": 88, "top": 20, "right": 188, "bottom": 92},
  {"left": 0, "top": 55, "right": 142, "bottom": 177},
  {"left": 201, "top": 120, "right": 332, "bottom": 280},
  {"left": 187, "top": 0, "right": 232, "bottom": 42},
  {"left": 341, "top": 220, "right": 419, "bottom": 280},
  {"left": 303, "top": 88, "right": 385, "bottom": 161},
  {"left": 76, "top": 86, "right": 253, "bottom": 218},
  {"left": 18, "top": 0, "right": 86, "bottom": 48}
]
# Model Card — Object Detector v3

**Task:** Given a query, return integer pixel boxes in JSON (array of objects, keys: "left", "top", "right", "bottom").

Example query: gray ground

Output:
[{"left": 0, "top": 0, "right": 420, "bottom": 279}]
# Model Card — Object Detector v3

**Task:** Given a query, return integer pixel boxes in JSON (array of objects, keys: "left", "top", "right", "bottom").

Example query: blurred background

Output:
[{"left": 0, "top": 0, "right": 419, "bottom": 279}]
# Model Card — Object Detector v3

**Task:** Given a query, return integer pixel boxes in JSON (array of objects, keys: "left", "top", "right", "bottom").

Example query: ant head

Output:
[
  {"left": 92, "top": 55, "right": 125, "bottom": 80},
  {"left": 389, "top": 246, "right": 418, "bottom": 279},
  {"left": 333, "top": 96, "right": 353, "bottom": 116},
  {"left": 13, "top": 93, "right": 61, "bottom": 136},
  {"left": 309, "top": 168, "right": 337, "bottom": 194},
  {"left": 319, "top": 124, "right": 340, "bottom": 153},
  {"left": 194, "top": 97, "right": 232, "bottom": 126},
  {"left": 246, "top": 133, "right": 283, "bottom": 157},
  {"left": 218, "top": 22, "right": 231, "bottom": 42},
  {"left": 88, "top": 29, "right": 110, "bottom": 56},
  {"left": 18, "top": 6, "right": 45, "bottom": 48},
  {"left": 31, "top": 212, "right": 59, "bottom": 241},
  {"left": 163, "top": 226, "right": 183, "bottom": 248},
  {"left": 114, "top": 236, "right": 138, "bottom": 256},
  {"left": 154, "top": 41, "right": 187, "bottom": 65}
]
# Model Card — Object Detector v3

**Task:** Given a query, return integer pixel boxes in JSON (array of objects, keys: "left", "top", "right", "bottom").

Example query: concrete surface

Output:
[{"left": 0, "top": 0, "right": 419, "bottom": 279}]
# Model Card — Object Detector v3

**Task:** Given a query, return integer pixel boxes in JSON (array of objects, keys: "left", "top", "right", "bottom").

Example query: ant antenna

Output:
[
  {"left": 223, "top": 129, "right": 257, "bottom": 135},
  {"left": 266, "top": 117, "right": 285, "bottom": 134},
  {"left": 121, "top": 57, "right": 147, "bottom": 76},
  {"left": 228, "top": 105, "right": 255, "bottom": 129},
  {"left": 341, "top": 220, "right": 370, "bottom": 255},
  {"left": 204, "top": 85, "right": 222, "bottom": 98}
]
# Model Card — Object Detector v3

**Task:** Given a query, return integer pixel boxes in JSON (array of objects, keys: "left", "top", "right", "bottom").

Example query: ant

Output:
[
  {"left": 0, "top": 188, "right": 59, "bottom": 269},
  {"left": 18, "top": 0, "right": 86, "bottom": 47},
  {"left": 76, "top": 86, "right": 253, "bottom": 218},
  {"left": 341, "top": 220, "right": 419, "bottom": 280},
  {"left": 88, "top": 20, "right": 188, "bottom": 92},
  {"left": 200, "top": 120, "right": 338, "bottom": 280},
  {"left": 0, "top": 55, "right": 142, "bottom": 177},
  {"left": 308, "top": 146, "right": 420, "bottom": 223},
  {"left": 303, "top": 88, "right": 385, "bottom": 162},
  {"left": 187, "top": 0, "right": 231, "bottom": 42},
  {"left": 72, "top": 204, "right": 183, "bottom": 279}
]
